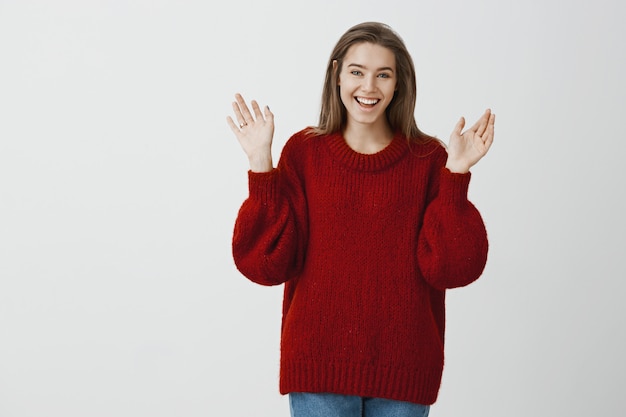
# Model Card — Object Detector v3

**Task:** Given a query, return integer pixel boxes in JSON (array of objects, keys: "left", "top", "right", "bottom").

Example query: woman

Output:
[{"left": 227, "top": 21, "right": 495, "bottom": 417}]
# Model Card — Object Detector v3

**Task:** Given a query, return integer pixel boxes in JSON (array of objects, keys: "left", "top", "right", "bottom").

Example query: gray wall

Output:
[{"left": 1, "top": 0, "right": 624, "bottom": 416}]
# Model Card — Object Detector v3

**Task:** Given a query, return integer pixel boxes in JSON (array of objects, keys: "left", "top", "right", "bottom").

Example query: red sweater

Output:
[{"left": 232, "top": 128, "right": 488, "bottom": 405}]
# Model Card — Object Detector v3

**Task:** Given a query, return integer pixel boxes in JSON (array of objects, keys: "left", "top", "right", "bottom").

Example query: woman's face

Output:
[{"left": 337, "top": 42, "right": 397, "bottom": 130}]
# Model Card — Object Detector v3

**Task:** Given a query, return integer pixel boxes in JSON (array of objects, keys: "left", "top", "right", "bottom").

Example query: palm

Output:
[
  {"left": 446, "top": 109, "right": 495, "bottom": 173},
  {"left": 235, "top": 115, "right": 274, "bottom": 159}
]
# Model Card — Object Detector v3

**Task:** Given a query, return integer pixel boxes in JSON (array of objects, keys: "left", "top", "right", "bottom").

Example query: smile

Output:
[{"left": 355, "top": 97, "right": 379, "bottom": 106}]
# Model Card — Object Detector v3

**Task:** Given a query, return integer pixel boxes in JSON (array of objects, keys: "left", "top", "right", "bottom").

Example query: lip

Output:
[
  {"left": 353, "top": 97, "right": 380, "bottom": 115},
  {"left": 355, "top": 96, "right": 380, "bottom": 106}
]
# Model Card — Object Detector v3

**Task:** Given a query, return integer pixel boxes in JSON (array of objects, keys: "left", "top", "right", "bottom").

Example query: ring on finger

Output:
[{"left": 239, "top": 122, "right": 247, "bottom": 128}]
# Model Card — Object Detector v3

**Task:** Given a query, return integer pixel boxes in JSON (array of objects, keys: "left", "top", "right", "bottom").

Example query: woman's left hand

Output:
[{"left": 445, "top": 109, "right": 495, "bottom": 173}]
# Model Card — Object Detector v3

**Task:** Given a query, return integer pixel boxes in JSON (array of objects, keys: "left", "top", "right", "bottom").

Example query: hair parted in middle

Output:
[{"left": 312, "top": 21, "right": 432, "bottom": 143}]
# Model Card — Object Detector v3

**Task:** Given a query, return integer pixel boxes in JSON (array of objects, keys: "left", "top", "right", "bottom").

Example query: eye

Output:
[
  {"left": 377, "top": 73, "right": 391, "bottom": 78},
  {"left": 351, "top": 70, "right": 363, "bottom": 76}
]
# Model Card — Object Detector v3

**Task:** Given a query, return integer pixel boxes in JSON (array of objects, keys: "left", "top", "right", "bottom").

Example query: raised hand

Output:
[
  {"left": 226, "top": 93, "right": 275, "bottom": 172},
  {"left": 445, "top": 109, "right": 495, "bottom": 173}
]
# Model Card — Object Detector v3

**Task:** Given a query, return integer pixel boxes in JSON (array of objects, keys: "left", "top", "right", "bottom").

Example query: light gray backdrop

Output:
[{"left": 1, "top": 0, "right": 624, "bottom": 416}]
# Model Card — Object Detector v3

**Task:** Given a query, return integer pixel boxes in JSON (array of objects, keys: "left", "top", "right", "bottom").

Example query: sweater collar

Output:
[{"left": 326, "top": 131, "right": 409, "bottom": 172}]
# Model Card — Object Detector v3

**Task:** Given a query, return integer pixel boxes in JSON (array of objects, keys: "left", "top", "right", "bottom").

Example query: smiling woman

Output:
[{"left": 227, "top": 21, "right": 495, "bottom": 417}]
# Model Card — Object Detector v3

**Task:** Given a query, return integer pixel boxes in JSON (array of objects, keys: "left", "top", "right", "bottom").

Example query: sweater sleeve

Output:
[
  {"left": 417, "top": 167, "right": 489, "bottom": 290},
  {"left": 231, "top": 138, "right": 308, "bottom": 286}
]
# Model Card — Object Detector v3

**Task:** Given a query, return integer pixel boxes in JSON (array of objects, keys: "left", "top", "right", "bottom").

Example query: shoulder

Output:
[
  {"left": 406, "top": 135, "right": 448, "bottom": 165},
  {"left": 281, "top": 127, "right": 328, "bottom": 156},
  {"left": 276, "top": 127, "right": 328, "bottom": 174},
  {"left": 285, "top": 127, "right": 324, "bottom": 145}
]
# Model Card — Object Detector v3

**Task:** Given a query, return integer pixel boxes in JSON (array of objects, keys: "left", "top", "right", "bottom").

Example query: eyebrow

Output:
[{"left": 347, "top": 63, "right": 395, "bottom": 73}]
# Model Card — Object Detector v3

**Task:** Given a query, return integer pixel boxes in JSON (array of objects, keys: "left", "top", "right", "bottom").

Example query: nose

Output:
[{"left": 361, "top": 74, "right": 376, "bottom": 92}]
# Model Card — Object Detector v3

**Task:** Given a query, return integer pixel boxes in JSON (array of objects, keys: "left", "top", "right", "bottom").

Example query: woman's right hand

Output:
[{"left": 226, "top": 93, "right": 275, "bottom": 172}]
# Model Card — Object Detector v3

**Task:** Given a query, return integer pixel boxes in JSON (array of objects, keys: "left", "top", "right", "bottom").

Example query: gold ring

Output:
[{"left": 240, "top": 122, "right": 247, "bottom": 128}]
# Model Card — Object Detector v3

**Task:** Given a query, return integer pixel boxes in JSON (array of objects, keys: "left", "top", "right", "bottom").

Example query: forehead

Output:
[{"left": 344, "top": 42, "right": 396, "bottom": 69}]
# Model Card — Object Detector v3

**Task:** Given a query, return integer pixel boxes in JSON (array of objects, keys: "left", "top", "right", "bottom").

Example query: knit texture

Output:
[{"left": 232, "top": 128, "right": 489, "bottom": 405}]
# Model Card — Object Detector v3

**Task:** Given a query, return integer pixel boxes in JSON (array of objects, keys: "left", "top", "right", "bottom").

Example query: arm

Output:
[
  {"left": 417, "top": 169, "right": 489, "bottom": 290},
  {"left": 232, "top": 168, "right": 307, "bottom": 286},
  {"left": 418, "top": 110, "right": 495, "bottom": 289},
  {"left": 228, "top": 94, "right": 308, "bottom": 285}
]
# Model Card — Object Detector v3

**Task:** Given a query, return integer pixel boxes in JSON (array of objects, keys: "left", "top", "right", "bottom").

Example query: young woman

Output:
[{"left": 227, "top": 21, "right": 495, "bottom": 417}]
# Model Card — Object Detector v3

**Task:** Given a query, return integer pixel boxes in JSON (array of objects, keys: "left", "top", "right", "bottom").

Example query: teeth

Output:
[{"left": 357, "top": 97, "right": 379, "bottom": 105}]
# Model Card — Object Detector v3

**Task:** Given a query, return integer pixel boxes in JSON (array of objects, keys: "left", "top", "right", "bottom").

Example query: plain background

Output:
[{"left": 1, "top": 0, "right": 624, "bottom": 416}]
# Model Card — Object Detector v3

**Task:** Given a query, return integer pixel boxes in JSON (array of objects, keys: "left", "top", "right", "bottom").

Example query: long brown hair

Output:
[{"left": 311, "top": 22, "right": 432, "bottom": 143}]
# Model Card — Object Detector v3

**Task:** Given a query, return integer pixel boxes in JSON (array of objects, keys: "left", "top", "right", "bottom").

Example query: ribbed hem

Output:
[
  {"left": 279, "top": 359, "right": 441, "bottom": 406},
  {"left": 438, "top": 168, "right": 471, "bottom": 206},
  {"left": 326, "top": 132, "right": 409, "bottom": 172},
  {"left": 247, "top": 169, "right": 279, "bottom": 204}
]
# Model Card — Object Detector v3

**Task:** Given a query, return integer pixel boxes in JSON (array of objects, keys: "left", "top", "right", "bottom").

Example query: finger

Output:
[
  {"left": 469, "top": 109, "right": 490, "bottom": 135},
  {"left": 264, "top": 105, "right": 274, "bottom": 122},
  {"left": 483, "top": 114, "right": 495, "bottom": 150},
  {"left": 481, "top": 113, "right": 495, "bottom": 138},
  {"left": 454, "top": 116, "right": 465, "bottom": 135},
  {"left": 226, "top": 116, "right": 243, "bottom": 135},
  {"left": 251, "top": 100, "right": 264, "bottom": 121},
  {"left": 235, "top": 93, "right": 255, "bottom": 123},
  {"left": 477, "top": 109, "right": 493, "bottom": 137},
  {"left": 231, "top": 100, "right": 246, "bottom": 125}
]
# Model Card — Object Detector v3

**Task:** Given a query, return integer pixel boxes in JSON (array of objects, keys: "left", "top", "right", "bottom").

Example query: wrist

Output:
[
  {"left": 445, "top": 158, "right": 470, "bottom": 174},
  {"left": 248, "top": 153, "right": 273, "bottom": 173}
]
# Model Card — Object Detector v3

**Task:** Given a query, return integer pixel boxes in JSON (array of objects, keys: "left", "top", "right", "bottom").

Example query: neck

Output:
[{"left": 343, "top": 121, "right": 394, "bottom": 154}]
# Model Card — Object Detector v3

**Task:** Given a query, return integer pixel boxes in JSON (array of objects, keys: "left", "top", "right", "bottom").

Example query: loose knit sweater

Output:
[{"left": 232, "top": 128, "right": 488, "bottom": 405}]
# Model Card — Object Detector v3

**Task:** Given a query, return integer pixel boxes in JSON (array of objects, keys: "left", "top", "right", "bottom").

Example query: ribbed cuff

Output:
[
  {"left": 248, "top": 169, "right": 279, "bottom": 204},
  {"left": 438, "top": 168, "right": 471, "bottom": 206}
]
